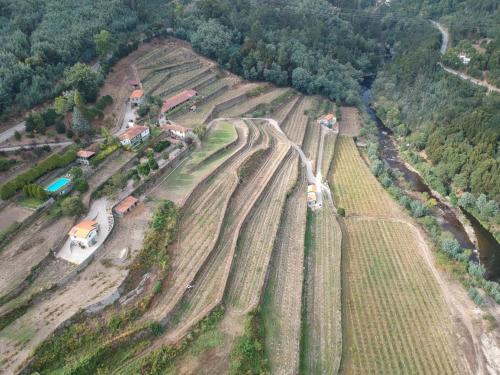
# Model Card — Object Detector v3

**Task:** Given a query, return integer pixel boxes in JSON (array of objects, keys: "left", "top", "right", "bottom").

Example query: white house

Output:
[
  {"left": 119, "top": 125, "right": 150, "bottom": 147},
  {"left": 130, "top": 89, "right": 145, "bottom": 105},
  {"left": 69, "top": 220, "right": 99, "bottom": 248},
  {"left": 458, "top": 53, "right": 471, "bottom": 65},
  {"left": 307, "top": 185, "right": 322, "bottom": 210},
  {"left": 161, "top": 123, "right": 192, "bottom": 139}
]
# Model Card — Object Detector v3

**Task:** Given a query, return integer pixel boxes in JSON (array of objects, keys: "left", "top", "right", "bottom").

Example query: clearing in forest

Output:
[
  {"left": 301, "top": 198, "right": 342, "bottom": 375},
  {"left": 262, "top": 170, "right": 308, "bottom": 375},
  {"left": 341, "top": 219, "right": 459, "bottom": 374},
  {"left": 330, "top": 136, "right": 399, "bottom": 217}
]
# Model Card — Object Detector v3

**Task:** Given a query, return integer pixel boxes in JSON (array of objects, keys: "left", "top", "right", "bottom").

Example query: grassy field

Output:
[
  {"left": 301, "top": 198, "right": 342, "bottom": 374},
  {"left": 330, "top": 136, "right": 399, "bottom": 217},
  {"left": 341, "top": 219, "right": 459, "bottom": 374},
  {"left": 261, "top": 170, "right": 307, "bottom": 375},
  {"left": 151, "top": 121, "right": 238, "bottom": 203}
]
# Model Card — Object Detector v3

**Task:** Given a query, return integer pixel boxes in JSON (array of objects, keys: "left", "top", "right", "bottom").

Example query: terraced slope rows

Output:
[
  {"left": 319, "top": 131, "right": 337, "bottom": 180},
  {"left": 272, "top": 95, "right": 300, "bottom": 125},
  {"left": 330, "top": 136, "right": 399, "bottom": 217},
  {"left": 302, "top": 197, "right": 342, "bottom": 375},
  {"left": 281, "top": 96, "right": 315, "bottom": 145},
  {"left": 341, "top": 219, "right": 459, "bottom": 374},
  {"left": 218, "top": 88, "right": 289, "bottom": 118},
  {"left": 302, "top": 119, "right": 321, "bottom": 171},
  {"left": 225, "top": 153, "right": 299, "bottom": 313},
  {"left": 164, "top": 122, "right": 291, "bottom": 342},
  {"left": 145, "top": 121, "right": 265, "bottom": 323},
  {"left": 262, "top": 170, "right": 308, "bottom": 375}
]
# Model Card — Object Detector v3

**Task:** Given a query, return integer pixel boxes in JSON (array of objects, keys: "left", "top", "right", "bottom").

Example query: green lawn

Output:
[{"left": 157, "top": 122, "right": 238, "bottom": 203}]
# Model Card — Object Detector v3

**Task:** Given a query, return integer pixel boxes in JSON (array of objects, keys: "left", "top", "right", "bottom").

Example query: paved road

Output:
[
  {"left": 0, "top": 141, "right": 73, "bottom": 152},
  {"left": 0, "top": 122, "right": 25, "bottom": 144},
  {"left": 431, "top": 20, "right": 449, "bottom": 54},
  {"left": 432, "top": 20, "right": 500, "bottom": 93}
]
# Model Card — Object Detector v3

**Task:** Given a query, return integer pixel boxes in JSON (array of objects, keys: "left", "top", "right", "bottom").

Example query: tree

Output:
[
  {"left": 69, "top": 167, "right": 83, "bottom": 178},
  {"left": 148, "top": 157, "right": 159, "bottom": 170},
  {"left": 14, "top": 131, "right": 21, "bottom": 141},
  {"left": 193, "top": 125, "right": 207, "bottom": 140},
  {"left": 94, "top": 30, "right": 116, "bottom": 61},
  {"left": 72, "top": 106, "right": 90, "bottom": 135},
  {"left": 61, "top": 195, "right": 86, "bottom": 217},
  {"left": 64, "top": 63, "right": 99, "bottom": 102},
  {"left": 458, "top": 192, "right": 476, "bottom": 209},
  {"left": 292, "top": 68, "right": 313, "bottom": 94},
  {"left": 191, "top": 19, "right": 232, "bottom": 61},
  {"left": 73, "top": 178, "right": 88, "bottom": 193},
  {"left": 138, "top": 163, "right": 150, "bottom": 176}
]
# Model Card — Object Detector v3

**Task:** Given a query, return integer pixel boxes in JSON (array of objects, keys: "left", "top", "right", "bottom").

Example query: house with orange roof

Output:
[
  {"left": 159, "top": 90, "right": 198, "bottom": 124},
  {"left": 76, "top": 150, "right": 96, "bottom": 165},
  {"left": 130, "top": 89, "right": 145, "bottom": 105},
  {"left": 161, "top": 122, "right": 192, "bottom": 139},
  {"left": 114, "top": 196, "right": 139, "bottom": 216},
  {"left": 69, "top": 220, "right": 99, "bottom": 248},
  {"left": 318, "top": 113, "right": 337, "bottom": 131},
  {"left": 119, "top": 125, "right": 150, "bottom": 147}
]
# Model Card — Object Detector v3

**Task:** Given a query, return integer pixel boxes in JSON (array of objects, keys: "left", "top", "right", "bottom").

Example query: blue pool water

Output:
[{"left": 46, "top": 177, "right": 71, "bottom": 192}]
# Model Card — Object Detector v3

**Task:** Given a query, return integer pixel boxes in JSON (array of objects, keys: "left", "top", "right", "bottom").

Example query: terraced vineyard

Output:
[
  {"left": 218, "top": 88, "right": 289, "bottom": 118},
  {"left": 330, "top": 136, "right": 399, "bottom": 217},
  {"left": 272, "top": 95, "right": 300, "bottom": 125},
  {"left": 341, "top": 219, "right": 459, "bottom": 374},
  {"left": 302, "top": 119, "right": 321, "bottom": 170},
  {"left": 302, "top": 197, "right": 342, "bottom": 374},
  {"left": 225, "top": 153, "right": 298, "bottom": 312},
  {"left": 262, "top": 170, "right": 307, "bottom": 374},
  {"left": 282, "top": 96, "right": 315, "bottom": 145},
  {"left": 164, "top": 123, "right": 291, "bottom": 342},
  {"left": 320, "top": 131, "right": 337, "bottom": 179}
]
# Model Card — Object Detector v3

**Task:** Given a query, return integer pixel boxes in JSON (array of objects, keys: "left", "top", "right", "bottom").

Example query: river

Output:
[{"left": 361, "top": 82, "right": 500, "bottom": 280}]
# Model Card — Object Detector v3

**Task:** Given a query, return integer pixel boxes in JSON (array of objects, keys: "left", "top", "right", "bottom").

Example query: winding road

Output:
[{"left": 431, "top": 20, "right": 500, "bottom": 94}]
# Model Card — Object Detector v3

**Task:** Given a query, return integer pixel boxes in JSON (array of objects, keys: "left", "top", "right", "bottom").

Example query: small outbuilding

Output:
[
  {"left": 76, "top": 150, "right": 96, "bottom": 165},
  {"left": 318, "top": 113, "right": 338, "bottom": 131},
  {"left": 114, "top": 196, "right": 139, "bottom": 216},
  {"left": 161, "top": 123, "right": 192, "bottom": 139},
  {"left": 130, "top": 89, "right": 145, "bottom": 105}
]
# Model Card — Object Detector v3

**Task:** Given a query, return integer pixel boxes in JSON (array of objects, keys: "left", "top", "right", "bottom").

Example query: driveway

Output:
[{"left": 57, "top": 198, "right": 113, "bottom": 265}]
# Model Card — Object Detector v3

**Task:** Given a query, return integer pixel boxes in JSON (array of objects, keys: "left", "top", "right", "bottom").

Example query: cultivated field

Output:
[
  {"left": 330, "top": 136, "right": 400, "bottom": 217},
  {"left": 164, "top": 123, "right": 291, "bottom": 342},
  {"left": 282, "top": 96, "right": 315, "bottom": 145},
  {"left": 341, "top": 218, "right": 459, "bottom": 374},
  {"left": 150, "top": 120, "right": 240, "bottom": 204},
  {"left": 218, "top": 88, "right": 289, "bottom": 118},
  {"left": 302, "top": 120, "right": 321, "bottom": 171},
  {"left": 272, "top": 95, "right": 300, "bottom": 125},
  {"left": 225, "top": 153, "right": 298, "bottom": 312},
  {"left": 262, "top": 170, "right": 307, "bottom": 375},
  {"left": 302, "top": 197, "right": 342, "bottom": 374},
  {"left": 339, "top": 107, "right": 361, "bottom": 136},
  {"left": 319, "top": 131, "right": 337, "bottom": 179}
]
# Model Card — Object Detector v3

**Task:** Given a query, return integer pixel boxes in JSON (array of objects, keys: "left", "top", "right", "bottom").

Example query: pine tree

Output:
[{"left": 72, "top": 106, "right": 90, "bottom": 135}]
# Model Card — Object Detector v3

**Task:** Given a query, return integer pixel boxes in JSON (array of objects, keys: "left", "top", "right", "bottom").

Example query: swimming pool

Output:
[{"left": 46, "top": 177, "right": 71, "bottom": 193}]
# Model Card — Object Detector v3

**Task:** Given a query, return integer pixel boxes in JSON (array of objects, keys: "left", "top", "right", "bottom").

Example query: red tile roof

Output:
[
  {"left": 69, "top": 220, "right": 98, "bottom": 238},
  {"left": 161, "top": 123, "right": 189, "bottom": 133},
  {"left": 161, "top": 90, "right": 197, "bottom": 113},
  {"left": 130, "top": 89, "right": 144, "bottom": 99},
  {"left": 114, "top": 196, "right": 138, "bottom": 214},
  {"left": 319, "top": 113, "right": 336, "bottom": 122},
  {"left": 77, "top": 150, "right": 96, "bottom": 159},
  {"left": 119, "top": 125, "right": 149, "bottom": 141}
]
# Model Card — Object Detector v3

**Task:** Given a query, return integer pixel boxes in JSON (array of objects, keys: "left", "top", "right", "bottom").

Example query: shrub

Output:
[
  {"left": 149, "top": 321, "right": 164, "bottom": 336},
  {"left": 153, "top": 140, "right": 170, "bottom": 153},
  {"left": 73, "top": 178, "right": 89, "bottom": 193},
  {"left": 61, "top": 196, "right": 86, "bottom": 217},
  {"left": 14, "top": 131, "right": 21, "bottom": 140},
  {"left": 152, "top": 281, "right": 162, "bottom": 295},
  {"left": 468, "top": 287, "right": 484, "bottom": 306},
  {"left": 337, "top": 207, "right": 346, "bottom": 217}
]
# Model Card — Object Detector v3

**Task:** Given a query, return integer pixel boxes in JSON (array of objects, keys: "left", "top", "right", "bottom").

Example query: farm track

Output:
[
  {"left": 218, "top": 88, "right": 289, "bottom": 118},
  {"left": 302, "top": 197, "right": 342, "bottom": 375},
  {"left": 282, "top": 96, "right": 315, "bottom": 145},
  {"left": 225, "top": 152, "right": 299, "bottom": 313},
  {"left": 262, "top": 168, "right": 308, "bottom": 375},
  {"left": 302, "top": 118, "right": 321, "bottom": 171},
  {"left": 330, "top": 136, "right": 400, "bottom": 217},
  {"left": 164, "top": 124, "right": 291, "bottom": 343},
  {"left": 341, "top": 219, "right": 459, "bottom": 374},
  {"left": 145, "top": 121, "right": 265, "bottom": 322}
]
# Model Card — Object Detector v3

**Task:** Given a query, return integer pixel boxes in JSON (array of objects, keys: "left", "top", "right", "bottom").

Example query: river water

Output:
[{"left": 361, "top": 84, "right": 500, "bottom": 280}]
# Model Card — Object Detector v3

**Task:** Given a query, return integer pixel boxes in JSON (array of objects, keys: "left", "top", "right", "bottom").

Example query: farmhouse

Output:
[
  {"left": 130, "top": 89, "right": 145, "bottom": 105},
  {"left": 69, "top": 219, "right": 99, "bottom": 248},
  {"left": 159, "top": 90, "right": 198, "bottom": 124},
  {"left": 161, "top": 123, "right": 192, "bottom": 139},
  {"left": 119, "top": 125, "right": 150, "bottom": 147},
  {"left": 318, "top": 113, "right": 337, "bottom": 131},
  {"left": 114, "top": 195, "right": 139, "bottom": 216},
  {"left": 76, "top": 150, "right": 96, "bottom": 165},
  {"left": 458, "top": 53, "right": 471, "bottom": 65},
  {"left": 307, "top": 185, "right": 322, "bottom": 209}
]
